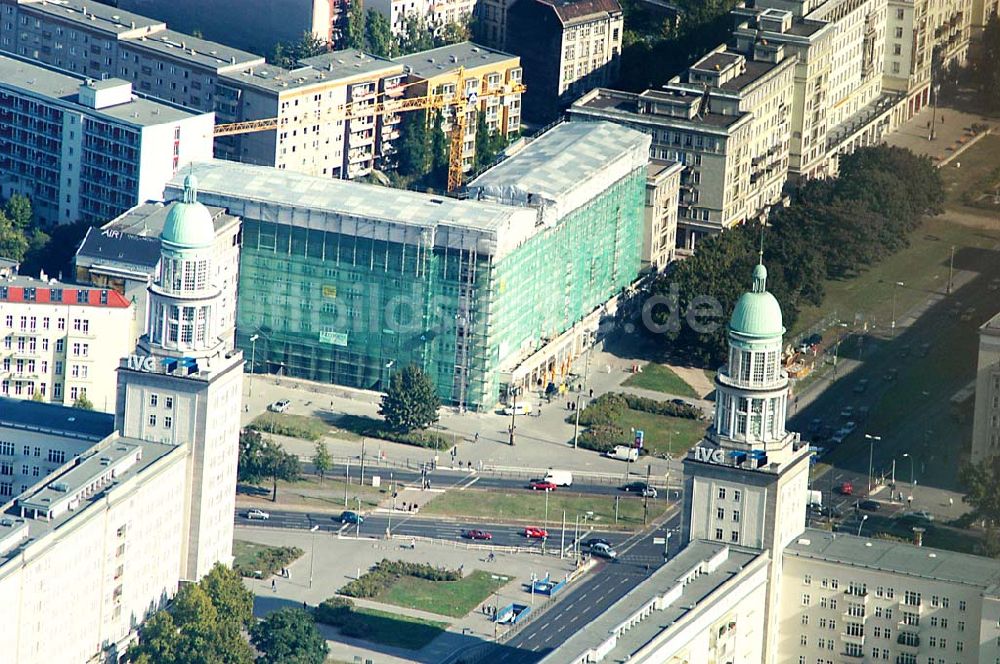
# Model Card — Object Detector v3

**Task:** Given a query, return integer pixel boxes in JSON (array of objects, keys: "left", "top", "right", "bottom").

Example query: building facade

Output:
[
  {"left": 971, "top": 311, "right": 1000, "bottom": 462},
  {"left": 174, "top": 121, "right": 647, "bottom": 409},
  {"left": 0, "top": 276, "right": 138, "bottom": 412},
  {"left": 505, "top": 0, "right": 623, "bottom": 123},
  {"left": 0, "top": 55, "right": 214, "bottom": 225},
  {"left": 643, "top": 159, "right": 682, "bottom": 272}
]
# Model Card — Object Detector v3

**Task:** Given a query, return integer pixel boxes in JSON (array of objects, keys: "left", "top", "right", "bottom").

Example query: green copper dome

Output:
[
  {"left": 729, "top": 263, "right": 785, "bottom": 338},
  {"left": 161, "top": 175, "right": 214, "bottom": 250}
]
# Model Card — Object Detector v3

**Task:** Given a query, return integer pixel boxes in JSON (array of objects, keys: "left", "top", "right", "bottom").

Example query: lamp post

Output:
[
  {"left": 929, "top": 83, "right": 941, "bottom": 141},
  {"left": 508, "top": 386, "right": 518, "bottom": 446},
  {"left": 355, "top": 496, "right": 362, "bottom": 538},
  {"left": 857, "top": 514, "right": 869, "bottom": 537},
  {"left": 573, "top": 341, "right": 593, "bottom": 449},
  {"left": 902, "top": 452, "right": 916, "bottom": 502},
  {"left": 865, "top": 434, "right": 881, "bottom": 492},
  {"left": 890, "top": 281, "right": 904, "bottom": 338},
  {"left": 384, "top": 360, "right": 395, "bottom": 391},
  {"left": 309, "top": 524, "right": 320, "bottom": 588},
  {"left": 248, "top": 333, "right": 259, "bottom": 397}
]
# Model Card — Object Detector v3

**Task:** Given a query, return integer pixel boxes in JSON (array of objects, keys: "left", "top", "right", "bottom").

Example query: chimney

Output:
[{"left": 912, "top": 527, "right": 925, "bottom": 547}]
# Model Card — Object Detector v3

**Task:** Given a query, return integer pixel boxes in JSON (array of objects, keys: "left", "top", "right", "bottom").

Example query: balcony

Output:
[
  {"left": 896, "top": 632, "right": 920, "bottom": 651},
  {"left": 840, "top": 629, "right": 865, "bottom": 646}
]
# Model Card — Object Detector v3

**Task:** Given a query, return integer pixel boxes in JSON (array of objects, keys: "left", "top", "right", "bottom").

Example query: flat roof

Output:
[
  {"left": 21, "top": 0, "right": 164, "bottom": 36},
  {"left": 981, "top": 311, "right": 1000, "bottom": 337},
  {"left": 167, "top": 160, "right": 524, "bottom": 233},
  {"left": 124, "top": 29, "right": 263, "bottom": 71},
  {"left": 468, "top": 122, "right": 649, "bottom": 208},
  {"left": 299, "top": 49, "right": 403, "bottom": 81},
  {"left": 394, "top": 42, "right": 517, "bottom": 79},
  {"left": 220, "top": 62, "right": 343, "bottom": 93},
  {"left": 542, "top": 543, "right": 766, "bottom": 663},
  {"left": 648, "top": 158, "right": 683, "bottom": 179},
  {"left": 572, "top": 88, "right": 749, "bottom": 130},
  {"left": 786, "top": 528, "right": 1000, "bottom": 589},
  {"left": 0, "top": 53, "right": 204, "bottom": 126},
  {"left": 0, "top": 397, "right": 114, "bottom": 442},
  {"left": 0, "top": 275, "right": 132, "bottom": 308}
]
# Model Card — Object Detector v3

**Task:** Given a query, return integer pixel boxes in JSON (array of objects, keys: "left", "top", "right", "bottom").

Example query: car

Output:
[
  {"left": 502, "top": 403, "right": 532, "bottom": 416},
  {"left": 884, "top": 368, "right": 898, "bottom": 381},
  {"left": 858, "top": 499, "right": 881, "bottom": 511},
  {"left": 807, "top": 418, "right": 823, "bottom": 433},
  {"left": 902, "top": 510, "right": 934, "bottom": 522},
  {"left": 621, "top": 481, "right": 651, "bottom": 493},
  {"left": 840, "top": 406, "right": 855, "bottom": 419},
  {"left": 813, "top": 505, "right": 844, "bottom": 519},
  {"left": 524, "top": 527, "right": 548, "bottom": 539},
  {"left": 462, "top": 529, "right": 493, "bottom": 540},
  {"left": 246, "top": 508, "right": 270, "bottom": 520},
  {"left": 641, "top": 486, "right": 658, "bottom": 498},
  {"left": 583, "top": 537, "right": 611, "bottom": 549},
  {"left": 853, "top": 379, "right": 869, "bottom": 394},
  {"left": 805, "top": 333, "right": 823, "bottom": 346},
  {"left": 858, "top": 406, "right": 871, "bottom": 419},
  {"left": 989, "top": 278, "right": 1000, "bottom": 292},
  {"left": 918, "top": 342, "right": 931, "bottom": 357},
  {"left": 830, "top": 431, "right": 847, "bottom": 445},
  {"left": 590, "top": 542, "right": 617, "bottom": 559},
  {"left": 838, "top": 481, "right": 854, "bottom": 496},
  {"left": 840, "top": 421, "right": 857, "bottom": 436},
  {"left": 529, "top": 481, "right": 557, "bottom": 491},
  {"left": 671, "top": 398, "right": 688, "bottom": 407},
  {"left": 340, "top": 510, "right": 364, "bottom": 524},
  {"left": 961, "top": 307, "right": 976, "bottom": 321},
  {"left": 268, "top": 399, "right": 291, "bottom": 413}
]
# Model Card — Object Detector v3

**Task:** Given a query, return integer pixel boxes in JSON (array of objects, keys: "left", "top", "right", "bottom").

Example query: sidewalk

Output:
[
  {"left": 884, "top": 105, "right": 994, "bottom": 164},
  {"left": 239, "top": 525, "right": 578, "bottom": 664}
]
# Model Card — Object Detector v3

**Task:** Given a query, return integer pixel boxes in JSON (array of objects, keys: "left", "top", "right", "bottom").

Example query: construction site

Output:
[{"left": 170, "top": 122, "right": 650, "bottom": 410}]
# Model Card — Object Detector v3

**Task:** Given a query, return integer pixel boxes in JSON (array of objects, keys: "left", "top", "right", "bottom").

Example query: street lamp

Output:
[
  {"left": 890, "top": 282, "right": 905, "bottom": 338},
  {"left": 309, "top": 524, "right": 320, "bottom": 588},
  {"left": 902, "top": 453, "right": 916, "bottom": 501},
  {"left": 384, "top": 360, "right": 395, "bottom": 391},
  {"left": 857, "top": 514, "right": 869, "bottom": 537},
  {"left": 248, "top": 334, "right": 259, "bottom": 397},
  {"left": 572, "top": 342, "right": 594, "bottom": 450},
  {"left": 865, "top": 434, "right": 881, "bottom": 492}
]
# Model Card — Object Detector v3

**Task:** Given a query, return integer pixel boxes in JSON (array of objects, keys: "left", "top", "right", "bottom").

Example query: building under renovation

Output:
[{"left": 167, "top": 121, "right": 648, "bottom": 409}]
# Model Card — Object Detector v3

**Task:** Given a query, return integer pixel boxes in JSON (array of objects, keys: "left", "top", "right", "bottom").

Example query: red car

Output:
[
  {"left": 838, "top": 481, "right": 854, "bottom": 496},
  {"left": 462, "top": 529, "right": 493, "bottom": 540},
  {"left": 529, "top": 481, "right": 557, "bottom": 491},
  {"left": 524, "top": 527, "right": 548, "bottom": 539}
]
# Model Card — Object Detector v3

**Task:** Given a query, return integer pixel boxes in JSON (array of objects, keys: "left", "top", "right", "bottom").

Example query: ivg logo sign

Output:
[{"left": 693, "top": 446, "right": 727, "bottom": 464}]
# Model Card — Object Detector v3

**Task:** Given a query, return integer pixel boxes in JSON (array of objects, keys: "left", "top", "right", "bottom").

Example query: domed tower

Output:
[
  {"left": 115, "top": 174, "right": 244, "bottom": 581},
  {"left": 680, "top": 260, "right": 811, "bottom": 664}
]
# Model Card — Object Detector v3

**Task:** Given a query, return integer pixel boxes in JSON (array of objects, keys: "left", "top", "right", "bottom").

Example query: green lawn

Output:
[
  {"left": 232, "top": 540, "right": 303, "bottom": 578},
  {"left": 939, "top": 133, "right": 1000, "bottom": 214},
  {"left": 377, "top": 570, "right": 508, "bottom": 618},
  {"left": 340, "top": 606, "right": 449, "bottom": 650},
  {"left": 265, "top": 474, "right": 389, "bottom": 511},
  {"left": 249, "top": 412, "right": 333, "bottom": 442},
  {"left": 421, "top": 487, "right": 670, "bottom": 527},
  {"left": 616, "top": 408, "right": 706, "bottom": 458},
  {"left": 623, "top": 363, "right": 698, "bottom": 398}
]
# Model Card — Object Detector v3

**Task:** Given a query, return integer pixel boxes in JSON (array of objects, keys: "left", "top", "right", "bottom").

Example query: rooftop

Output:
[
  {"left": 124, "top": 29, "right": 263, "bottom": 71},
  {"left": 732, "top": 6, "right": 831, "bottom": 38},
  {"left": 0, "top": 275, "right": 132, "bottom": 308},
  {"left": 394, "top": 42, "right": 518, "bottom": 79},
  {"left": 220, "top": 62, "right": 338, "bottom": 93},
  {"left": 538, "top": 0, "right": 624, "bottom": 24},
  {"left": 647, "top": 158, "right": 684, "bottom": 180},
  {"left": 0, "top": 52, "right": 204, "bottom": 126},
  {"left": 21, "top": 0, "right": 164, "bottom": 36},
  {"left": 685, "top": 49, "right": 792, "bottom": 94},
  {"left": 299, "top": 49, "right": 403, "bottom": 81},
  {"left": 786, "top": 528, "right": 1000, "bottom": 589},
  {"left": 982, "top": 311, "right": 1000, "bottom": 337},
  {"left": 571, "top": 88, "right": 750, "bottom": 130},
  {"left": 468, "top": 122, "right": 649, "bottom": 215},
  {"left": 541, "top": 542, "right": 767, "bottom": 663},
  {"left": 0, "top": 397, "right": 114, "bottom": 442}
]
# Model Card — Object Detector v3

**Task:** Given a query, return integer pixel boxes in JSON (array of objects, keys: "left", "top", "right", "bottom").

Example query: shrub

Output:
[
  {"left": 233, "top": 545, "right": 304, "bottom": 578},
  {"left": 619, "top": 393, "right": 701, "bottom": 420},
  {"left": 248, "top": 413, "right": 328, "bottom": 441},
  {"left": 338, "top": 415, "right": 451, "bottom": 449},
  {"left": 577, "top": 426, "right": 624, "bottom": 454},
  {"left": 569, "top": 393, "right": 627, "bottom": 427},
  {"left": 338, "top": 559, "right": 461, "bottom": 598},
  {"left": 314, "top": 597, "right": 354, "bottom": 625}
]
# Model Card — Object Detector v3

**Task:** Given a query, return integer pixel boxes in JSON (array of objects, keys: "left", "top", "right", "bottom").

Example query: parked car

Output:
[
  {"left": 807, "top": 418, "right": 823, "bottom": 434},
  {"left": 858, "top": 500, "right": 881, "bottom": 512},
  {"left": 901, "top": 510, "right": 934, "bottom": 523},
  {"left": 529, "top": 481, "right": 557, "bottom": 491},
  {"left": 583, "top": 537, "right": 611, "bottom": 549},
  {"left": 853, "top": 379, "right": 869, "bottom": 394},
  {"left": 671, "top": 398, "right": 688, "bottom": 407},
  {"left": 340, "top": 510, "right": 363, "bottom": 524},
  {"left": 268, "top": 399, "right": 291, "bottom": 413},
  {"left": 621, "top": 481, "right": 651, "bottom": 493},
  {"left": 918, "top": 343, "right": 931, "bottom": 357},
  {"left": 524, "top": 527, "right": 548, "bottom": 539},
  {"left": 462, "top": 529, "right": 493, "bottom": 540},
  {"left": 884, "top": 368, "right": 898, "bottom": 381},
  {"left": 838, "top": 482, "right": 854, "bottom": 496},
  {"left": 502, "top": 403, "right": 532, "bottom": 416},
  {"left": 246, "top": 508, "right": 270, "bottom": 520},
  {"left": 810, "top": 505, "right": 843, "bottom": 519},
  {"left": 989, "top": 278, "right": 1000, "bottom": 292},
  {"left": 590, "top": 542, "right": 618, "bottom": 559}
]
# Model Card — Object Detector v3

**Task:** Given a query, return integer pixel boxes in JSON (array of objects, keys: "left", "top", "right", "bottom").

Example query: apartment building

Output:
[
  {"left": 395, "top": 42, "right": 522, "bottom": 171},
  {"left": 883, "top": 0, "right": 933, "bottom": 119},
  {"left": 74, "top": 198, "right": 241, "bottom": 342},
  {"left": 114, "top": 0, "right": 342, "bottom": 54},
  {"left": 971, "top": 311, "right": 1000, "bottom": 462},
  {"left": 220, "top": 50, "right": 404, "bottom": 178},
  {"left": 0, "top": 276, "right": 138, "bottom": 413},
  {"left": 927, "top": 0, "right": 973, "bottom": 66},
  {"left": 367, "top": 0, "right": 474, "bottom": 35},
  {"left": 971, "top": 0, "right": 998, "bottom": 26},
  {"left": 644, "top": 160, "right": 683, "bottom": 272},
  {"left": 732, "top": 7, "right": 836, "bottom": 179},
  {"left": 0, "top": 54, "right": 213, "bottom": 225},
  {"left": 505, "top": 0, "right": 623, "bottom": 122}
]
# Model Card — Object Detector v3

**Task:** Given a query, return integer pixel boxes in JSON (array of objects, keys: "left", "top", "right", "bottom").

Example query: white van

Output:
[
  {"left": 606, "top": 445, "right": 639, "bottom": 462},
  {"left": 502, "top": 403, "right": 532, "bottom": 416},
  {"left": 543, "top": 470, "right": 573, "bottom": 487}
]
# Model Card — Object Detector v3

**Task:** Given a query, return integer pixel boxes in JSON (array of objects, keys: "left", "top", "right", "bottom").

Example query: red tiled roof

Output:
[
  {"left": 541, "top": 0, "right": 623, "bottom": 23},
  {"left": 1, "top": 286, "right": 131, "bottom": 308}
]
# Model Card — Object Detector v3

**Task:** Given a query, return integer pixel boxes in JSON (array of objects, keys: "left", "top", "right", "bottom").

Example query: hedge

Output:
[
  {"left": 338, "top": 558, "right": 461, "bottom": 598},
  {"left": 233, "top": 545, "right": 304, "bottom": 579},
  {"left": 338, "top": 415, "right": 451, "bottom": 449}
]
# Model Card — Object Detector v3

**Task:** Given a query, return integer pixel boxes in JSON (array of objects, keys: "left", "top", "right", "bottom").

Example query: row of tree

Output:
[
  {"left": 651, "top": 145, "right": 945, "bottom": 364},
  {"left": 345, "top": 3, "right": 470, "bottom": 59},
  {"left": 128, "top": 565, "right": 327, "bottom": 664},
  {"left": 395, "top": 109, "right": 509, "bottom": 187}
]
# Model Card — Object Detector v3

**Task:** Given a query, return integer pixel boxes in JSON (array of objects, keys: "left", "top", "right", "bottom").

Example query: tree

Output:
[
  {"left": 312, "top": 441, "right": 332, "bottom": 482},
  {"left": 473, "top": 111, "right": 492, "bottom": 172},
  {"left": 0, "top": 210, "right": 28, "bottom": 262},
  {"left": 250, "top": 608, "right": 328, "bottom": 664},
  {"left": 364, "top": 9, "right": 393, "bottom": 57},
  {"left": 129, "top": 611, "right": 180, "bottom": 663},
  {"left": 5, "top": 193, "right": 32, "bottom": 230},
  {"left": 396, "top": 110, "right": 429, "bottom": 176},
  {"left": 396, "top": 13, "right": 434, "bottom": 55},
  {"left": 73, "top": 393, "right": 94, "bottom": 410},
  {"left": 346, "top": 0, "right": 366, "bottom": 50},
  {"left": 378, "top": 364, "right": 441, "bottom": 433},
  {"left": 201, "top": 564, "right": 254, "bottom": 629},
  {"left": 271, "top": 32, "right": 328, "bottom": 68},
  {"left": 435, "top": 19, "right": 470, "bottom": 46},
  {"left": 429, "top": 109, "right": 449, "bottom": 176},
  {"left": 239, "top": 429, "right": 301, "bottom": 501},
  {"left": 960, "top": 456, "right": 1000, "bottom": 524}
]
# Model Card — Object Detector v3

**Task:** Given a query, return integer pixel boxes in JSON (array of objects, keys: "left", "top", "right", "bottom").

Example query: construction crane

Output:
[{"left": 212, "top": 68, "right": 525, "bottom": 192}]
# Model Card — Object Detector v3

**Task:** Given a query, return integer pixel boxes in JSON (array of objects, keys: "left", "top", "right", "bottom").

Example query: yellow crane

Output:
[{"left": 212, "top": 68, "right": 525, "bottom": 192}]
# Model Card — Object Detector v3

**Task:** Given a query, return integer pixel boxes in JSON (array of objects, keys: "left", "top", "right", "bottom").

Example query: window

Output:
[
  {"left": 165, "top": 396, "right": 173, "bottom": 409},
  {"left": 802, "top": 594, "right": 811, "bottom": 606},
  {"left": 47, "top": 450, "right": 65, "bottom": 464},
  {"left": 733, "top": 490, "right": 742, "bottom": 501},
  {"left": 718, "top": 487, "right": 726, "bottom": 499},
  {"left": 804, "top": 574, "right": 812, "bottom": 585},
  {"left": 717, "top": 507, "right": 725, "bottom": 519},
  {"left": 164, "top": 416, "right": 172, "bottom": 429},
  {"left": 715, "top": 528, "right": 723, "bottom": 540},
  {"left": 733, "top": 510, "right": 740, "bottom": 522},
  {"left": 730, "top": 530, "right": 739, "bottom": 542},
  {"left": 148, "top": 415, "right": 157, "bottom": 427},
  {"left": 959, "top": 600, "right": 966, "bottom": 611},
  {"left": 904, "top": 591, "right": 921, "bottom": 606},
  {"left": 150, "top": 394, "right": 158, "bottom": 407}
]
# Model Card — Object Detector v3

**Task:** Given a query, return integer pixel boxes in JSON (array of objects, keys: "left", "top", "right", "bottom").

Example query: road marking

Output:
[{"left": 459, "top": 476, "right": 480, "bottom": 490}]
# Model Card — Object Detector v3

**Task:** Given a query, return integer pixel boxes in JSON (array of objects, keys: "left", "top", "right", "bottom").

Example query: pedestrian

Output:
[
  {"left": 271, "top": 579, "right": 276, "bottom": 592},
  {"left": 413, "top": 503, "right": 418, "bottom": 511},
  {"left": 402, "top": 501, "right": 407, "bottom": 511},
  {"left": 474, "top": 432, "right": 480, "bottom": 443},
  {"left": 244, "top": 404, "right": 249, "bottom": 413},
  {"left": 589, "top": 388, "right": 594, "bottom": 398},
  {"left": 303, "top": 601, "right": 308, "bottom": 610},
  {"left": 949, "top": 497, "right": 954, "bottom": 507}
]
